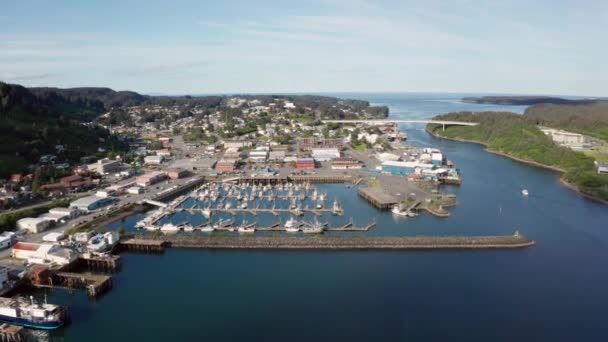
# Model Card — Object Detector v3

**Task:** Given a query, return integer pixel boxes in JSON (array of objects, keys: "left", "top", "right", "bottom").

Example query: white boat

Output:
[
  {"left": 225, "top": 202, "right": 232, "bottom": 210},
  {"left": 202, "top": 208, "right": 212, "bottom": 218},
  {"left": 285, "top": 217, "right": 300, "bottom": 232},
  {"left": 160, "top": 223, "right": 180, "bottom": 233},
  {"left": 240, "top": 202, "right": 248, "bottom": 209},
  {"left": 87, "top": 234, "right": 109, "bottom": 252},
  {"left": 391, "top": 204, "right": 410, "bottom": 217},
  {"left": 237, "top": 193, "right": 243, "bottom": 201},
  {"left": 199, "top": 225, "right": 214, "bottom": 232},
  {"left": 522, "top": 189, "right": 529, "bottom": 196},
  {"left": 290, "top": 198, "right": 297, "bottom": 209},
  {"left": 316, "top": 201, "right": 323, "bottom": 209},
  {"left": 332, "top": 199, "right": 343, "bottom": 215}
]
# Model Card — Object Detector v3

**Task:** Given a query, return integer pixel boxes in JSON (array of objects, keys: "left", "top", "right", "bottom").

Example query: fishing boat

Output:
[
  {"left": 332, "top": 199, "right": 343, "bottom": 215},
  {"left": 285, "top": 217, "right": 300, "bottom": 232},
  {"left": 0, "top": 297, "right": 66, "bottom": 330},
  {"left": 302, "top": 219, "right": 324, "bottom": 234}
]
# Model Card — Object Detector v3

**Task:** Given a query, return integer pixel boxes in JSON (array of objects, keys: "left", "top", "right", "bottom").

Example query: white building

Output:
[
  {"left": 49, "top": 207, "right": 80, "bottom": 219},
  {"left": 249, "top": 150, "right": 268, "bottom": 162},
  {"left": 144, "top": 155, "right": 164, "bottom": 165},
  {"left": 311, "top": 148, "right": 341, "bottom": 162},
  {"left": 16, "top": 218, "right": 49, "bottom": 233},
  {"left": 127, "top": 186, "right": 143, "bottom": 194},
  {"left": 0, "top": 232, "right": 15, "bottom": 250},
  {"left": 11, "top": 242, "right": 76, "bottom": 266},
  {"left": 223, "top": 140, "right": 252, "bottom": 149}
]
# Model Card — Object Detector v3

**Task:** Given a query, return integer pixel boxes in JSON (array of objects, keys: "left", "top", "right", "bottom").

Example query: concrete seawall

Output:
[{"left": 122, "top": 234, "right": 535, "bottom": 251}]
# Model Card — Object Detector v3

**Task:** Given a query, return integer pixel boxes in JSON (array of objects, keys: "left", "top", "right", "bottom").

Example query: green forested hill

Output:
[
  {"left": 525, "top": 101, "right": 608, "bottom": 141},
  {"left": 428, "top": 111, "right": 608, "bottom": 201},
  {"left": 0, "top": 82, "right": 126, "bottom": 176}
]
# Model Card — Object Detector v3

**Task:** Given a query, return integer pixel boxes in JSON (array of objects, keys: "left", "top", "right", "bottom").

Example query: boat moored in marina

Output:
[
  {"left": 285, "top": 217, "right": 300, "bottom": 232},
  {"left": 0, "top": 297, "right": 66, "bottom": 330}
]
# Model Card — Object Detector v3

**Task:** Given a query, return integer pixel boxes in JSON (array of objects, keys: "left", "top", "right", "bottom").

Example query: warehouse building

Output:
[
  {"left": 311, "top": 148, "right": 341, "bottom": 162},
  {"left": 16, "top": 217, "right": 50, "bottom": 233},
  {"left": 166, "top": 168, "right": 188, "bottom": 179},
  {"left": 381, "top": 161, "right": 435, "bottom": 176},
  {"left": 70, "top": 195, "right": 114, "bottom": 212},
  {"left": 295, "top": 158, "right": 316, "bottom": 169},
  {"left": 136, "top": 171, "right": 167, "bottom": 187},
  {"left": 331, "top": 158, "right": 363, "bottom": 169},
  {"left": 49, "top": 207, "right": 80, "bottom": 219},
  {"left": 11, "top": 242, "right": 76, "bottom": 266},
  {"left": 144, "top": 155, "right": 164, "bottom": 165}
]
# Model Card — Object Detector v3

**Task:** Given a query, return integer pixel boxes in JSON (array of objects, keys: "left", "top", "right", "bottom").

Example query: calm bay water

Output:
[{"left": 48, "top": 94, "right": 608, "bottom": 341}]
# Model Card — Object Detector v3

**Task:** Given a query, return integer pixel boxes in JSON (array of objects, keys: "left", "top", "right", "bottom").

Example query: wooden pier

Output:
[
  {"left": 127, "top": 232, "right": 535, "bottom": 250},
  {"left": 119, "top": 238, "right": 166, "bottom": 253},
  {"left": 33, "top": 270, "right": 113, "bottom": 297},
  {"left": 79, "top": 254, "right": 121, "bottom": 271},
  {"left": 357, "top": 187, "right": 397, "bottom": 209}
]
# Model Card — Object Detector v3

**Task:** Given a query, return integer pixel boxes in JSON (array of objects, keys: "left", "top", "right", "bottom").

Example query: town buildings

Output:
[
  {"left": 297, "top": 137, "right": 343, "bottom": 151},
  {"left": 88, "top": 159, "right": 121, "bottom": 174},
  {"left": 136, "top": 171, "right": 167, "bottom": 187}
]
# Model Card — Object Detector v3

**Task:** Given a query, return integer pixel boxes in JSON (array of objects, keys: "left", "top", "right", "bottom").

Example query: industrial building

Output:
[
  {"left": 88, "top": 159, "right": 121, "bottom": 174},
  {"left": 268, "top": 150, "right": 286, "bottom": 162},
  {"left": 166, "top": 168, "right": 188, "bottom": 179},
  {"left": 136, "top": 171, "right": 167, "bottom": 187},
  {"left": 223, "top": 140, "right": 253, "bottom": 149},
  {"left": 331, "top": 158, "right": 363, "bottom": 169},
  {"left": 248, "top": 149, "right": 268, "bottom": 162},
  {"left": 215, "top": 159, "right": 237, "bottom": 172},
  {"left": 311, "top": 148, "right": 341, "bottom": 162},
  {"left": 381, "top": 161, "right": 435, "bottom": 176},
  {"left": 49, "top": 207, "right": 80, "bottom": 219},
  {"left": 70, "top": 195, "right": 114, "bottom": 212},
  {"left": 16, "top": 217, "right": 50, "bottom": 233},
  {"left": 11, "top": 242, "right": 76, "bottom": 266},
  {"left": 295, "top": 158, "right": 316, "bottom": 169}
]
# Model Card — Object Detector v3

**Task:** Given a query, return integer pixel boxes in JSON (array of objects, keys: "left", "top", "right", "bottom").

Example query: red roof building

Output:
[{"left": 295, "top": 158, "right": 315, "bottom": 169}]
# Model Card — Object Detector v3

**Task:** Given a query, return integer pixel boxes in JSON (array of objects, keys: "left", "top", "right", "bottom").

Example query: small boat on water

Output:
[
  {"left": 202, "top": 207, "right": 212, "bottom": 218},
  {"left": 522, "top": 189, "right": 529, "bottom": 196},
  {"left": 316, "top": 201, "right": 323, "bottom": 209},
  {"left": 391, "top": 204, "right": 415, "bottom": 217}
]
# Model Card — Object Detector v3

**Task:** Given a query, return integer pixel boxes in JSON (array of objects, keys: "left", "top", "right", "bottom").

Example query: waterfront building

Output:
[
  {"left": 49, "top": 207, "right": 80, "bottom": 219},
  {"left": 381, "top": 161, "right": 435, "bottom": 176},
  {"left": 295, "top": 158, "right": 316, "bottom": 169},
  {"left": 215, "top": 159, "right": 237, "bottom": 172},
  {"left": 248, "top": 150, "right": 268, "bottom": 162},
  {"left": 88, "top": 159, "right": 121, "bottom": 174},
  {"left": 136, "top": 171, "right": 167, "bottom": 187},
  {"left": 166, "top": 168, "right": 188, "bottom": 179},
  {"left": 70, "top": 195, "right": 114, "bottom": 212},
  {"left": 331, "top": 158, "right": 363, "bottom": 169},
  {"left": 268, "top": 150, "right": 286, "bottom": 162},
  {"left": 11, "top": 242, "right": 76, "bottom": 266},
  {"left": 16, "top": 217, "right": 49, "bottom": 233},
  {"left": 127, "top": 186, "right": 143, "bottom": 194},
  {"left": 311, "top": 148, "right": 341, "bottom": 161}
]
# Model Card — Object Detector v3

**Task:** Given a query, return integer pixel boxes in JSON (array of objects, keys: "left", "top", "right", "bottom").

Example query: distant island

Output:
[{"left": 461, "top": 96, "right": 596, "bottom": 106}]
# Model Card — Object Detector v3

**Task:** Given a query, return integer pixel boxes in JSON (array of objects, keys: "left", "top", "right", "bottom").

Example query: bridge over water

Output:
[{"left": 322, "top": 119, "right": 479, "bottom": 130}]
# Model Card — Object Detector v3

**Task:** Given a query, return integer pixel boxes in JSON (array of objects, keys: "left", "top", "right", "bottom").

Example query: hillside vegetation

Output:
[
  {"left": 0, "top": 82, "right": 126, "bottom": 176},
  {"left": 525, "top": 101, "right": 608, "bottom": 141},
  {"left": 428, "top": 112, "right": 608, "bottom": 201}
]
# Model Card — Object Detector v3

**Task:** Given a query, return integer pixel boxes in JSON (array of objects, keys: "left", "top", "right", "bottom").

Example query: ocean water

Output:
[{"left": 44, "top": 94, "right": 608, "bottom": 341}]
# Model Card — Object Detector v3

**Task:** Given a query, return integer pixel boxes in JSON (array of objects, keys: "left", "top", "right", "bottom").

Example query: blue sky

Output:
[{"left": 1, "top": 0, "right": 607, "bottom": 96}]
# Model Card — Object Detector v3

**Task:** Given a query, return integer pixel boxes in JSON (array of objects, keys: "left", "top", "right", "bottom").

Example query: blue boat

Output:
[{"left": 0, "top": 297, "right": 66, "bottom": 330}]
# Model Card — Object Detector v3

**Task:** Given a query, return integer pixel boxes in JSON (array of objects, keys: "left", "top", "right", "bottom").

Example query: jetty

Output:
[{"left": 121, "top": 233, "right": 535, "bottom": 251}]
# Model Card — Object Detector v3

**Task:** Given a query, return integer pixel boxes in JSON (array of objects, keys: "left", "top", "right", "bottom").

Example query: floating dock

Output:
[{"left": 123, "top": 233, "right": 535, "bottom": 250}]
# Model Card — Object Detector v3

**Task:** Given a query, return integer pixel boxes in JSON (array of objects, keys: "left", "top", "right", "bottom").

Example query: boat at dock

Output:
[
  {"left": 391, "top": 204, "right": 416, "bottom": 217},
  {"left": 332, "top": 199, "right": 343, "bottom": 215},
  {"left": 0, "top": 297, "right": 66, "bottom": 330},
  {"left": 202, "top": 207, "right": 212, "bottom": 218},
  {"left": 160, "top": 223, "right": 180, "bottom": 233},
  {"left": 285, "top": 217, "right": 300, "bottom": 232},
  {"left": 238, "top": 221, "right": 256, "bottom": 233},
  {"left": 199, "top": 225, "right": 214, "bottom": 232},
  {"left": 302, "top": 219, "right": 324, "bottom": 234}
]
